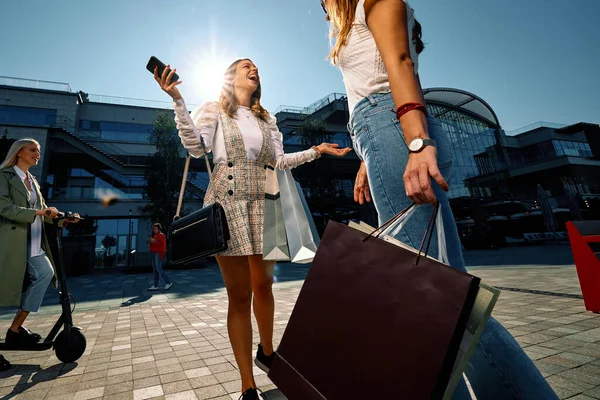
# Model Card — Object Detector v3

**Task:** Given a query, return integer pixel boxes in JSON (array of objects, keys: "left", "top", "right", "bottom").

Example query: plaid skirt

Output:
[{"left": 204, "top": 161, "right": 267, "bottom": 257}]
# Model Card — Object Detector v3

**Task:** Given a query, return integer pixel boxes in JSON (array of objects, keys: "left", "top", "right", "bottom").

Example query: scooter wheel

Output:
[{"left": 54, "top": 327, "right": 86, "bottom": 363}]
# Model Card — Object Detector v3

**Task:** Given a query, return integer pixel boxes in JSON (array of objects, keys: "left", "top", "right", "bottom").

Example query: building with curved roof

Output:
[{"left": 423, "top": 87, "right": 505, "bottom": 199}]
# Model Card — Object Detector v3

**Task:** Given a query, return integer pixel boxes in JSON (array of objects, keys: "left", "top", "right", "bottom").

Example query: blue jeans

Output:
[
  {"left": 151, "top": 252, "right": 171, "bottom": 287},
  {"left": 349, "top": 92, "right": 558, "bottom": 400},
  {"left": 20, "top": 254, "right": 54, "bottom": 313}
]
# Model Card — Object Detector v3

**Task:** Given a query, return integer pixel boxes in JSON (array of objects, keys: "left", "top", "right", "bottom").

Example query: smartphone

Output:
[{"left": 146, "top": 56, "right": 180, "bottom": 83}]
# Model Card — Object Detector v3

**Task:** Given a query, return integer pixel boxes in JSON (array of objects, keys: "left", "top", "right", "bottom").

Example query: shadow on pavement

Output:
[
  {"left": 0, "top": 261, "right": 311, "bottom": 318},
  {"left": 0, "top": 362, "right": 77, "bottom": 399}
]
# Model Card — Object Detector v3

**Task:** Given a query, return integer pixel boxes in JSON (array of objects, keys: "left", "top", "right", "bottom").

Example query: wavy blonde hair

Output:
[
  {"left": 325, "top": 0, "right": 425, "bottom": 65},
  {"left": 0, "top": 138, "right": 40, "bottom": 170},
  {"left": 219, "top": 59, "right": 269, "bottom": 121}
]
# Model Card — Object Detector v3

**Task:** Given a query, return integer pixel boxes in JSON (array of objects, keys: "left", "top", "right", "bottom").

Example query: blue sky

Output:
[{"left": 1, "top": 0, "right": 598, "bottom": 131}]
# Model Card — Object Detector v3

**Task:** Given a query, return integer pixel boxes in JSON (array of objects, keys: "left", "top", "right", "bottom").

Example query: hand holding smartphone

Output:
[
  {"left": 146, "top": 56, "right": 179, "bottom": 83},
  {"left": 148, "top": 56, "right": 183, "bottom": 100}
]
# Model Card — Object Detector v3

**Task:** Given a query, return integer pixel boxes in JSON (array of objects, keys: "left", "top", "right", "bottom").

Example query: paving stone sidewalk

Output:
[{"left": 0, "top": 244, "right": 598, "bottom": 400}]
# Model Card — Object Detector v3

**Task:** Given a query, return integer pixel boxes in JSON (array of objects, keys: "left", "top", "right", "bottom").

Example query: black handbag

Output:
[{"left": 169, "top": 145, "right": 230, "bottom": 264}]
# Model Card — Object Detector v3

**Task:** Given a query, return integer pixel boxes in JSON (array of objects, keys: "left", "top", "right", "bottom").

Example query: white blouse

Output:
[
  {"left": 339, "top": 0, "right": 419, "bottom": 115},
  {"left": 13, "top": 166, "right": 44, "bottom": 258},
  {"left": 173, "top": 99, "right": 318, "bottom": 169}
]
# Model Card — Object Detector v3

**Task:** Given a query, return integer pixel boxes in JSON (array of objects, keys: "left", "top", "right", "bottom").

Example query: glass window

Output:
[
  {"left": 331, "top": 132, "right": 351, "bottom": 148},
  {"left": 117, "top": 235, "right": 128, "bottom": 264},
  {"left": 97, "top": 219, "right": 118, "bottom": 235},
  {"left": 118, "top": 219, "right": 138, "bottom": 234},
  {"left": 94, "top": 219, "right": 138, "bottom": 267},
  {"left": 100, "top": 122, "right": 118, "bottom": 131},
  {"left": 68, "top": 186, "right": 82, "bottom": 198},
  {"left": 0, "top": 105, "right": 57, "bottom": 126},
  {"left": 69, "top": 168, "right": 94, "bottom": 177},
  {"left": 82, "top": 186, "right": 94, "bottom": 198}
]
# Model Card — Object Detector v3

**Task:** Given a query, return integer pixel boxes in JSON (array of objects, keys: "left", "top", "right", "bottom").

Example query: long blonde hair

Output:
[
  {"left": 325, "top": 0, "right": 425, "bottom": 65},
  {"left": 325, "top": 0, "right": 359, "bottom": 65},
  {"left": 219, "top": 59, "right": 269, "bottom": 121},
  {"left": 0, "top": 138, "right": 40, "bottom": 170}
]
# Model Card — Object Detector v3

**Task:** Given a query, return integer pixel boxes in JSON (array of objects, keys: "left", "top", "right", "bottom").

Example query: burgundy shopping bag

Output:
[{"left": 268, "top": 205, "right": 480, "bottom": 400}]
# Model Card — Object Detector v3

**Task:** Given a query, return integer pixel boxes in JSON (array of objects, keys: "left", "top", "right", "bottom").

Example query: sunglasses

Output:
[{"left": 320, "top": 0, "right": 327, "bottom": 14}]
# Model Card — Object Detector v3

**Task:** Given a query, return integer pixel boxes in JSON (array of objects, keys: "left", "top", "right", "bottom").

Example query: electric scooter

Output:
[{"left": 0, "top": 212, "right": 87, "bottom": 363}]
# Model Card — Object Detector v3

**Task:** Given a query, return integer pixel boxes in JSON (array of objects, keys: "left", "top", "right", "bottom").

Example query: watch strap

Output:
[{"left": 409, "top": 138, "right": 436, "bottom": 153}]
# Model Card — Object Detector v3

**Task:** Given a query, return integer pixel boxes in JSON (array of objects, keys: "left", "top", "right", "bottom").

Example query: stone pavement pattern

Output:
[{"left": 0, "top": 244, "right": 598, "bottom": 400}]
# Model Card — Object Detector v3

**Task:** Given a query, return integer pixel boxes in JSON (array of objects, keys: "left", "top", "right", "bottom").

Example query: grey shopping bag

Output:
[
  {"left": 263, "top": 166, "right": 290, "bottom": 261},
  {"left": 277, "top": 169, "right": 318, "bottom": 264}
]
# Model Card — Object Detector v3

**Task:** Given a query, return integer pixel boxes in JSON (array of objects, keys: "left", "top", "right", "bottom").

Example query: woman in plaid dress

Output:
[{"left": 154, "top": 59, "right": 350, "bottom": 399}]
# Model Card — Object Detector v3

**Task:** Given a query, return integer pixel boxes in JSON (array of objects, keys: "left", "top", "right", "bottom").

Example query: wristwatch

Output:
[{"left": 407, "top": 137, "right": 436, "bottom": 153}]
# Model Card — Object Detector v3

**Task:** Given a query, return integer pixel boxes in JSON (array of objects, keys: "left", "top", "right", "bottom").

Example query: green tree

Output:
[
  {"left": 300, "top": 118, "right": 330, "bottom": 149},
  {"left": 139, "top": 112, "right": 193, "bottom": 231},
  {"left": 101, "top": 235, "right": 117, "bottom": 256},
  {"left": 101, "top": 235, "right": 117, "bottom": 267}
]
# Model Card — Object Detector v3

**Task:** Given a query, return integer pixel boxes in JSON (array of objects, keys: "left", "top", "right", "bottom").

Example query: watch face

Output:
[{"left": 409, "top": 138, "right": 424, "bottom": 152}]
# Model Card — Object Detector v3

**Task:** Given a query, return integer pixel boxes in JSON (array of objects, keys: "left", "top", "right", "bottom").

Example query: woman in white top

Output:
[
  {"left": 321, "top": 0, "right": 558, "bottom": 399},
  {"left": 0, "top": 138, "right": 80, "bottom": 349},
  {"left": 154, "top": 59, "right": 350, "bottom": 399}
]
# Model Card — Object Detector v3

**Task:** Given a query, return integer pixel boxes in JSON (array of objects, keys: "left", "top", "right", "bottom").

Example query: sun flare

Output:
[{"left": 185, "top": 45, "right": 234, "bottom": 102}]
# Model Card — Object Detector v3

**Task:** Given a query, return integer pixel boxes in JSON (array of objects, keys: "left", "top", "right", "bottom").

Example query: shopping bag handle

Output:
[
  {"left": 416, "top": 202, "right": 439, "bottom": 265},
  {"left": 363, "top": 202, "right": 440, "bottom": 265},
  {"left": 366, "top": 203, "right": 416, "bottom": 239}
]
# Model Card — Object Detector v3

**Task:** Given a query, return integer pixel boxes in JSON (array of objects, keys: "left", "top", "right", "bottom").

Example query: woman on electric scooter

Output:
[{"left": 0, "top": 138, "right": 80, "bottom": 355}]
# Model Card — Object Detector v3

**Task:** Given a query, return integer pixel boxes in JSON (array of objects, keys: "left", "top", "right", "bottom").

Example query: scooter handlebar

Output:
[{"left": 48, "top": 211, "right": 83, "bottom": 221}]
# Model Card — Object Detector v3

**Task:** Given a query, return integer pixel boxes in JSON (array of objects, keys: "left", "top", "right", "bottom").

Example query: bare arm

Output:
[
  {"left": 364, "top": 0, "right": 449, "bottom": 204},
  {"left": 364, "top": 0, "right": 427, "bottom": 143}
]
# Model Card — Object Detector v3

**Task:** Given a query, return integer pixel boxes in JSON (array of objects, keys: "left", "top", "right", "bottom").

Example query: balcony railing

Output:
[
  {"left": 87, "top": 94, "right": 199, "bottom": 110},
  {"left": 0, "top": 76, "right": 72, "bottom": 92},
  {"left": 506, "top": 122, "right": 567, "bottom": 137},
  {"left": 274, "top": 93, "right": 347, "bottom": 116}
]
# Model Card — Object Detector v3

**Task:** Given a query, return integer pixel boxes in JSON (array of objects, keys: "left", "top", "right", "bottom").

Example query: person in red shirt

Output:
[{"left": 147, "top": 223, "right": 172, "bottom": 291}]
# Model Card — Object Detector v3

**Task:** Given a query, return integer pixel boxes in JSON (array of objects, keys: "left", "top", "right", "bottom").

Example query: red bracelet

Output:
[{"left": 395, "top": 102, "right": 427, "bottom": 120}]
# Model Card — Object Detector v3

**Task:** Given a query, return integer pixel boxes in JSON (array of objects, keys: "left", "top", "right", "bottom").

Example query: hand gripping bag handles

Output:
[
  {"left": 269, "top": 203, "right": 481, "bottom": 400},
  {"left": 169, "top": 135, "right": 230, "bottom": 264}
]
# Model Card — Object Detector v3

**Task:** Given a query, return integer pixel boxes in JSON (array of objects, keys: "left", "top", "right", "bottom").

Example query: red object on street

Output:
[
  {"left": 150, "top": 232, "right": 167, "bottom": 260},
  {"left": 567, "top": 220, "right": 600, "bottom": 313}
]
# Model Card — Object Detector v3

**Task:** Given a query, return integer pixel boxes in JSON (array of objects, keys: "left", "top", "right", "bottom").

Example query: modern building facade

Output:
[
  {"left": 0, "top": 76, "right": 205, "bottom": 272},
  {"left": 466, "top": 122, "right": 600, "bottom": 203},
  {"left": 2, "top": 75, "right": 598, "bottom": 271}
]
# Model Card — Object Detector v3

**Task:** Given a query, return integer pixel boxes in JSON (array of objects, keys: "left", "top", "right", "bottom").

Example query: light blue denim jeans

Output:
[
  {"left": 20, "top": 254, "right": 54, "bottom": 313},
  {"left": 348, "top": 92, "right": 558, "bottom": 400},
  {"left": 151, "top": 252, "right": 171, "bottom": 287}
]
